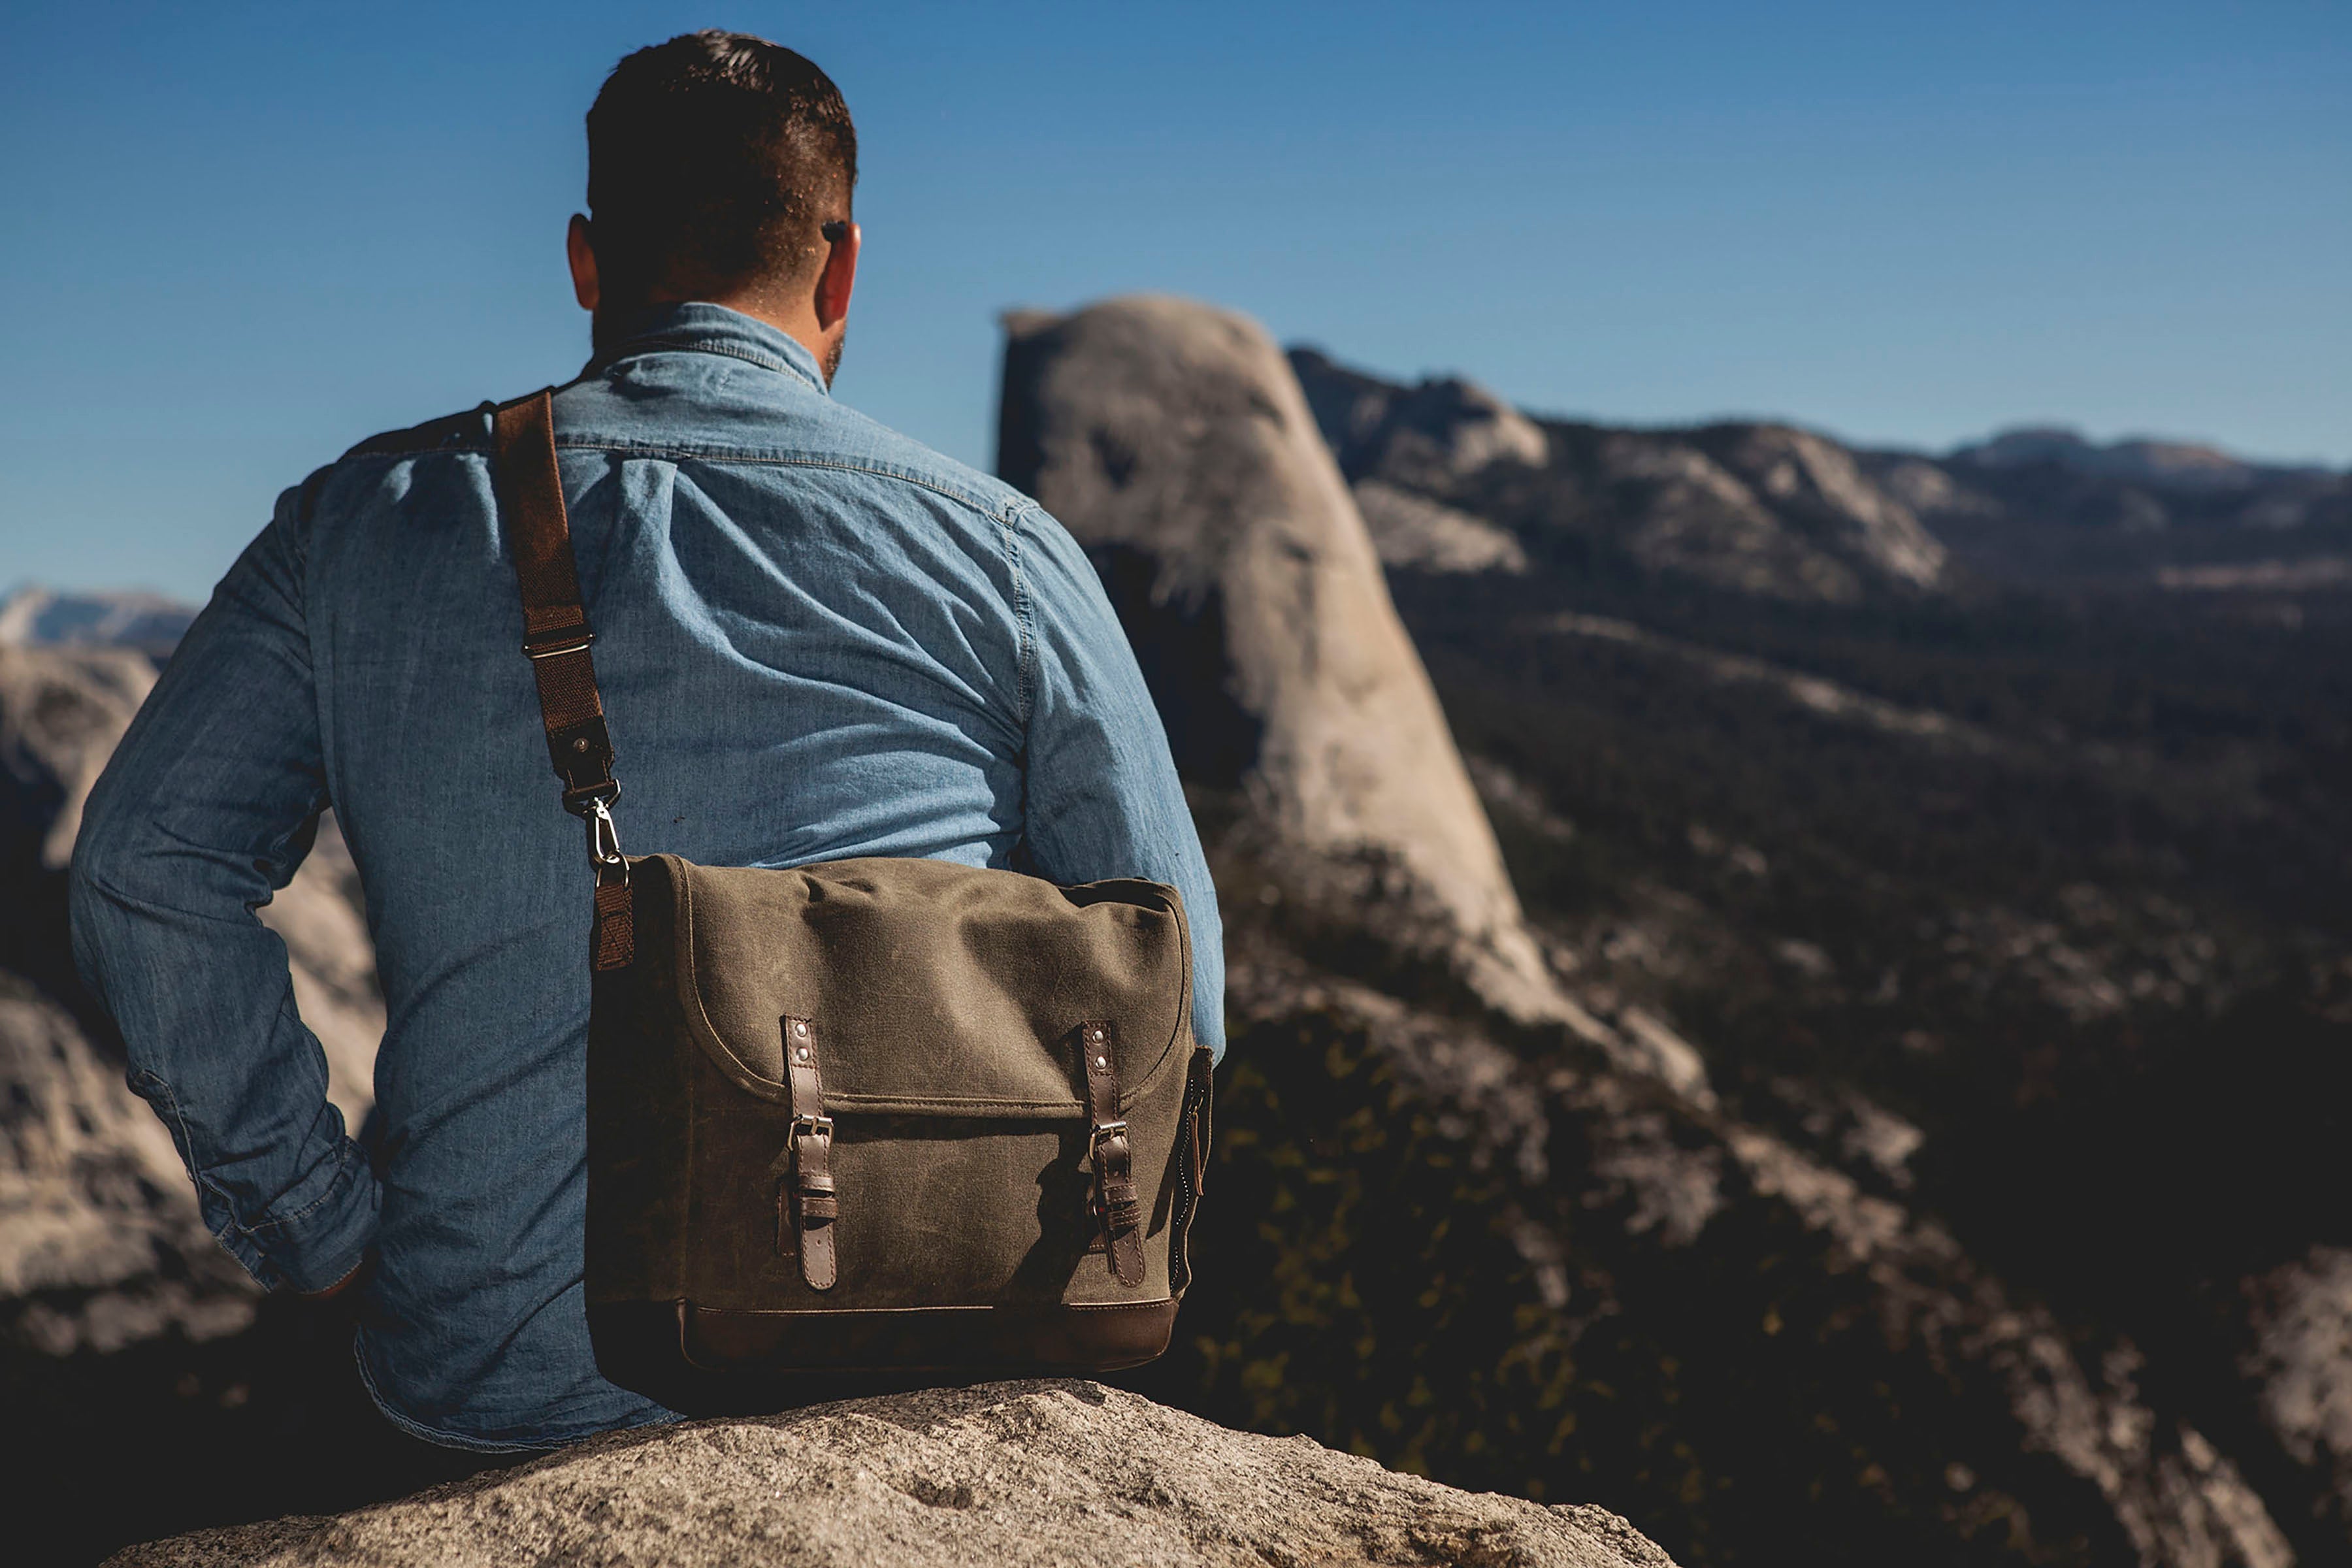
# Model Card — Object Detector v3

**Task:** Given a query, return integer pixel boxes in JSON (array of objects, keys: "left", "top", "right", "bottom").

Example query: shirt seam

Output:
[
  {"left": 1006, "top": 504, "right": 1039, "bottom": 730},
  {"left": 132, "top": 1060, "right": 358, "bottom": 1246},
  {"left": 240, "top": 1138, "right": 364, "bottom": 1241},
  {"left": 328, "top": 444, "right": 1023, "bottom": 527}
]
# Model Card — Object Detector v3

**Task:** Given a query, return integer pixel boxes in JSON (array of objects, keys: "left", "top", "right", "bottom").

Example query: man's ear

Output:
[
  {"left": 814, "top": 221, "right": 859, "bottom": 330},
  {"left": 566, "top": 214, "right": 600, "bottom": 313}
]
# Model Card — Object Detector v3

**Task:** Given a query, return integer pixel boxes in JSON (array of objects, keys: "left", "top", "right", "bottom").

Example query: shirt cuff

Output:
[{"left": 197, "top": 1135, "right": 382, "bottom": 1294}]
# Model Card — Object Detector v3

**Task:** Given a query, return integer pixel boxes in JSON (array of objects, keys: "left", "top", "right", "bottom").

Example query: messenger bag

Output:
[{"left": 489, "top": 388, "right": 1212, "bottom": 1413}]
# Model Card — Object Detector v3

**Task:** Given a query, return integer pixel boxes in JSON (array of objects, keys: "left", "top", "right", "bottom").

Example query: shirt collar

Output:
[{"left": 582, "top": 301, "right": 830, "bottom": 395}]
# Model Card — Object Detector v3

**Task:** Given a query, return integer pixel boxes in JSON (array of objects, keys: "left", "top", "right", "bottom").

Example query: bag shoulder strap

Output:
[{"left": 489, "top": 388, "right": 634, "bottom": 970}]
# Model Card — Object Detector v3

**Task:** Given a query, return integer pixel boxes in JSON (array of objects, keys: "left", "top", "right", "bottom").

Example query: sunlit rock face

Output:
[
  {"left": 2242, "top": 1247, "right": 2352, "bottom": 1541},
  {"left": 999, "top": 295, "right": 1573, "bottom": 1030}
]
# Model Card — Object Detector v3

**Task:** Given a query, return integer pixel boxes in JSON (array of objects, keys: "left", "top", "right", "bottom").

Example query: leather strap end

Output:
[
  {"left": 781, "top": 1016, "right": 838, "bottom": 1292},
  {"left": 1081, "top": 1020, "right": 1147, "bottom": 1288},
  {"left": 1109, "top": 1233, "right": 1146, "bottom": 1288}
]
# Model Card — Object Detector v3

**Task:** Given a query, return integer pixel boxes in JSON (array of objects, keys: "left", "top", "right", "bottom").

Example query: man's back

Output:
[{"left": 71, "top": 304, "right": 1224, "bottom": 1448}]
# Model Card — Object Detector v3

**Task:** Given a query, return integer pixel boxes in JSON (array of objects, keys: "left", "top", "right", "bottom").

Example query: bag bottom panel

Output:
[{"left": 589, "top": 1298, "right": 1176, "bottom": 1414}]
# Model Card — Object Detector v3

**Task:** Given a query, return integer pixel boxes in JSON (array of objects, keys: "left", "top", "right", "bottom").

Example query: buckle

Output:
[
  {"left": 549, "top": 715, "right": 617, "bottom": 803},
  {"left": 792, "top": 1114, "right": 835, "bottom": 1140},
  {"left": 523, "top": 630, "right": 594, "bottom": 660},
  {"left": 1088, "top": 1119, "right": 1129, "bottom": 1152}
]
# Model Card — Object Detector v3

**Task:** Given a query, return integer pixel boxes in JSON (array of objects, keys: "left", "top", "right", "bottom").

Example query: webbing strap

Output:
[{"left": 489, "top": 389, "right": 634, "bottom": 970}]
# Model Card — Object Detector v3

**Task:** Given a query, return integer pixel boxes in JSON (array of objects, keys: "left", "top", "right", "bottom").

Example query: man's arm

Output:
[
  {"left": 69, "top": 483, "right": 380, "bottom": 1293},
  {"left": 1012, "top": 505, "right": 1227, "bottom": 1062}
]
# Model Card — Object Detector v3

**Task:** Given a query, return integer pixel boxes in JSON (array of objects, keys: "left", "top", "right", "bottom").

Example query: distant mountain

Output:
[
  {"left": 1286, "top": 350, "right": 2352, "bottom": 602},
  {"left": 1289, "top": 348, "right": 1946, "bottom": 603},
  {"left": 1950, "top": 426, "right": 2328, "bottom": 492},
  {"left": 1880, "top": 427, "right": 2352, "bottom": 589},
  {"left": 0, "top": 587, "right": 197, "bottom": 659}
]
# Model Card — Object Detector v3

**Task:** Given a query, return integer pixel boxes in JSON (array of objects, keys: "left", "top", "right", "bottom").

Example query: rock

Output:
[
  {"left": 0, "top": 644, "right": 380, "bottom": 1352},
  {"left": 2242, "top": 1247, "right": 2352, "bottom": 1539},
  {"left": 1694, "top": 425, "right": 1945, "bottom": 591},
  {"left": 1200, "top": 926, "right": 2298, "bottom": 1568},
  {"left": 1353, "top": 479, "right": 1531, "bottom": 575},
  {"left": 1291, "top": 348, "right": 1550, "bottom": 485},
  {"left": 0, "top": 585, "right": 197, "bottom": 659},
  {"left": 0, "top": 975, "right": 257, "bottom": 1354},
  {"left": 103, "top": 1380, "right": 1680, "bottom": 1568},
  {"left": 1593, "top": 432, "right": 1863, "bottom": 600},
  {"left": 998, "top": 295, "right": 1578, "bottom": 1033},
  {"left": 0, "top": 644, "right": 155, "bottom": 889}
]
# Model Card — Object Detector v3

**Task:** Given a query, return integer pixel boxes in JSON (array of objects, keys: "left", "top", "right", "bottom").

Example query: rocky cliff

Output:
[
  {"left": 1004, "top": 300, "right": 2334, "bottom": 1567},
  {"left": 999, "top": 297, "right": 1578, "bottom": 1034}
]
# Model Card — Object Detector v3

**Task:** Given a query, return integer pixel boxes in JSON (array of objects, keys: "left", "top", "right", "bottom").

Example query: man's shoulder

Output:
[
  {"left": 272, "top": 401, "right": 506, "bottom": 525},
  {"left": 801, "top": 402, "right": 1043, "bottom": 530},
  {"left": 556, "top": 374, "right": 1042, "bottom": 530},
  {"left": 338, "top": 403, "right": 496, "bottom": 461},
  {"left": 310, "top": 383, "right": 1052, "bottom": 538}
]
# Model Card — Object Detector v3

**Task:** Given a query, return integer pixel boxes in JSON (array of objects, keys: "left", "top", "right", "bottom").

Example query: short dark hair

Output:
[{"left": 585, "top": 31, "right": 857, "bottom": 309}]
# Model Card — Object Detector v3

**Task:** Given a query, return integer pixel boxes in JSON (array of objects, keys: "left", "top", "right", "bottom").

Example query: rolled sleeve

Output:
[
  {"left": 1013, "top": 505, "right": 1227, "bottom": 1060},
  {"left": 70, "top": 485, "right": 381, "bottom": 1293}
]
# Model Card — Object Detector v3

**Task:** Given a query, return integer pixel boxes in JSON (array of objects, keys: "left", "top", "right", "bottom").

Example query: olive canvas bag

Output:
[{"left": 488, "top": 389, "right": 1212, "bottom": 1412}]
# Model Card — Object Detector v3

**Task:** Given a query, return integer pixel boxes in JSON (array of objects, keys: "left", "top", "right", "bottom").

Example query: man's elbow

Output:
[{"left": 66, "top": 792, "right": 152, "bottom": 988}]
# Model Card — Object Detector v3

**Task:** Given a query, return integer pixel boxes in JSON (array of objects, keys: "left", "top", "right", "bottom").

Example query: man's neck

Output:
[{"left": 593, "top": 293, "right": 828, "bottom": 374}]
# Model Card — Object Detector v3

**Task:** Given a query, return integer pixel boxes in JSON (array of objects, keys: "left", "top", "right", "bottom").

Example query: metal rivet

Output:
[
  {"left": 794, "top": 1022, "right": 808, "bottom": 1036},
  {"left": 1096, "top": 1054, "right": 1108, "bottom": 1068},
  {"left": 1090, "top": 1028, "right": 1105, "bottom": 1041},
  {"left": 572, "top": 736, "right": 589, "bottom": 753},
  {"left": 796, "top": 1045, "right": 809, "bottom": 1060}
]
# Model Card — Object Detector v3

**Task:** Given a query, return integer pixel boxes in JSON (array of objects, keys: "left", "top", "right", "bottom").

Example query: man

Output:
[{"left": 70, "top": 31, "right": 1223, "bottom": 1455}]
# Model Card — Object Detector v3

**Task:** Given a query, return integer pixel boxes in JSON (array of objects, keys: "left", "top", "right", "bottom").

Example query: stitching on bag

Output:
[{"left": 669, "top": 859, "right": 786, "bottom": 1102}]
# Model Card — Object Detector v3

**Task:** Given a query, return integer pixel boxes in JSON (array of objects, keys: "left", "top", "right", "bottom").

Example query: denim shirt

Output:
[{"left": 69, "top": 304, "right": 1224, "bottom": 1450}]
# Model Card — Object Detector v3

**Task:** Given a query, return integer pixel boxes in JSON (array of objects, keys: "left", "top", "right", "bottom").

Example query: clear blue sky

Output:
[{"left": 4, "top": 1, "right": 2346, "bottom": 601}]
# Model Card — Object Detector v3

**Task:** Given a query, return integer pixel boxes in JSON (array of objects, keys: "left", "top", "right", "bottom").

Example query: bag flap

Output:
[{"left": 657, "top": 855, "right": 1192, "bottom": 1118}]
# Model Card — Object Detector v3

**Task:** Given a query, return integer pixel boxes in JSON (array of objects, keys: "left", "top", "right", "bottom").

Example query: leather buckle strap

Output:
[
  {"left": 778, "top": 1016, "right": 838, "bottom": 1290},
  {"left": 491, "top": 387, "right": 634, "bottom": 971},
  {"left": 1082, "top": 1021, "right": 1145, "bottom": 1288}
]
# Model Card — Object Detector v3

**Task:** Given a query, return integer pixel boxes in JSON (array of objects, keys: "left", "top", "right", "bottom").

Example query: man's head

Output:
[{"left": 572, "top": 31, "right": 860, "bottom": 380}]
